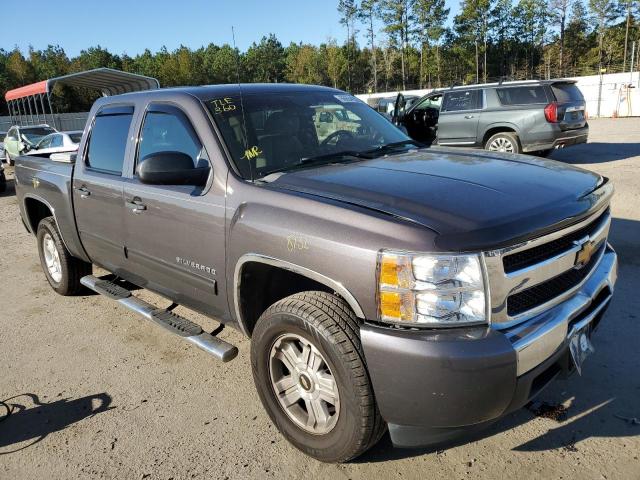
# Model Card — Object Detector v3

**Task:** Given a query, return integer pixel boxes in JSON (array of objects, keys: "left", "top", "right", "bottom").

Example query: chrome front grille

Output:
[
  {"left": 506, "top": 243, "right": 605, "bottom": 316},
  {"left": 484, "top": 192, "right": 612, "bottom": 328},
  {"left": 502, "top": 209, "right": 609, "bottom": 273}
]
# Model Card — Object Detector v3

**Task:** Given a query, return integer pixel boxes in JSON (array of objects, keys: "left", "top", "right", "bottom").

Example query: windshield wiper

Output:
[
  {"left": 361, "top": 140, "right": 422, "bottom": 157},
  {"left": 259, "top": 151, "right": 367, "bottom": 178},
  {"left": 257, "top": 142, "right": 422, "bottom": 180},
  {"left": 299, "top": 150, "right": 370, "bottom": 165}
]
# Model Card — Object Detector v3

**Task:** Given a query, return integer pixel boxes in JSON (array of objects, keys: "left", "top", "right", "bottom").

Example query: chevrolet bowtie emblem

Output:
[
  {"left": 32, "top": 178, "right": 40, "bottom": 189},
  {"left": 574, "top": 238, "right": 596, "bottom": 269}
]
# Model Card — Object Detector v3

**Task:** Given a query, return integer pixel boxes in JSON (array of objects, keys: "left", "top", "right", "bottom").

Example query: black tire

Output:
[
  {"left": 484, "top": 131, "right": 521, "bottom": 154},
  {"left": 37, "top": 216, "right": 91, "bottom": 295},
  {"left": 0, "top": 171, "right": 6, "bottom": 193},
  {"left": 251, "top": 291, "right": 385, "bottom": 463}
]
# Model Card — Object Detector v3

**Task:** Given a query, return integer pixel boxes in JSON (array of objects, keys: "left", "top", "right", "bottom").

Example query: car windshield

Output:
[
  {"left": 206, "top": 90, "right": 412, "bottom": 179},
  {"left": 21, "top": 127, "right": 56, "bottom": 144}
]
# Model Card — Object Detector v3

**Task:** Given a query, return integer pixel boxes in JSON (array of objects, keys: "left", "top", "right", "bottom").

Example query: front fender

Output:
[{"left": 224, "top": 180, "right": 439, "bottom": 328}]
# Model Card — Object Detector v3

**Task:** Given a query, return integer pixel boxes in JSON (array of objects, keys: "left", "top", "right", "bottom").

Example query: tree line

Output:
[{"left": 0, "top": 0, "right": 638, "bottom": 116}]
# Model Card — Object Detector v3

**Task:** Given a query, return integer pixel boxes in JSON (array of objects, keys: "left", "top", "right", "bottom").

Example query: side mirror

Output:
[{"left": 137, "top": 151, "right": 210, "bottom": 186}]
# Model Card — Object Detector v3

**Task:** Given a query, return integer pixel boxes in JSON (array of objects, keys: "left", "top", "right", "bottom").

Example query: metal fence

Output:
[{"left": 0, "top": 112, "right": 89, "bottom": 133}]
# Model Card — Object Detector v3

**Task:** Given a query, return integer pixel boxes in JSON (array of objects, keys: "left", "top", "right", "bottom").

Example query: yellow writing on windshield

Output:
[
  {"left": 211, "top": 97, "right": 236, "bottom": 114},
  {"left": 241, "top": 146, "right": 263, "bottom": 160}
]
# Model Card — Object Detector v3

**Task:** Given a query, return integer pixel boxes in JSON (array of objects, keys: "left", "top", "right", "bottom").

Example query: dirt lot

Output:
[{"left": 1, "top": 118, "right": 639, "bottom": 479}]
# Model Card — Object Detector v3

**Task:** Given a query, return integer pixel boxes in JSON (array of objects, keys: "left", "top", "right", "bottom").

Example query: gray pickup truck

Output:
[{"left": 15, "top": 84, "right": 617, "bottom": 463}]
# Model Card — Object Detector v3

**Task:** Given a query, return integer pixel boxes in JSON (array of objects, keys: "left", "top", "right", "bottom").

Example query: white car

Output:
[{"left": 26, "top": 131, "right": 82, "bottom": 157}]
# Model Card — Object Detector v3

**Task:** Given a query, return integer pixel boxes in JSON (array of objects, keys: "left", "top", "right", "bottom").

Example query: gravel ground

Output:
[{"left": 1, "top": 118, "right": 639, "bottom": 479}]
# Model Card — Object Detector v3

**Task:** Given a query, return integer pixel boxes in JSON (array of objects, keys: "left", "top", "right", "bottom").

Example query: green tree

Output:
[
  {"left": 338, "top": 0, "right": 359, "bottom": 91},
  {"left": 244, "top": 34, "right": 285, "bottom": 82},
  {"left": 454, "top": 0, "right": 492, "bottom": 82},
  {"left": 359, "top": 0, "right": 379, "bottom": 91},
  {"left": 323, "top": 40, "right": 347, "bottom": 88},
  {"left": 549, "top": 0, "right": 573, "bottom": 75},
  {"left": 490, "top": 0, "right": 513, "bottom": 77},
  {"left": 379, "top": 0, "right": 414, "bottom": 89},
  {"left": 413, "top": 0, "right": 450, "bottom": 87},
  {"left": 589, "top": 0, "right": 623, "bottom": 69},
  {"left": 512, "top": 0, "right": 547, "bottom": 77}
]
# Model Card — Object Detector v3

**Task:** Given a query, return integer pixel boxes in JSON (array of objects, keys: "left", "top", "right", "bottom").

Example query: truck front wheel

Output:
[
  {"left": 37, "top": 216, "right": 91, "bottom": 295},
  {"left": 251, "top": 291, "right": 385, "bottom": 463}
]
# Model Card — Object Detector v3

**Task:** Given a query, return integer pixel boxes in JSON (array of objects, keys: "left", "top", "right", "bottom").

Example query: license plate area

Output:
[{"left": 569, "top": 326, "right": 594, "bottom": 375}]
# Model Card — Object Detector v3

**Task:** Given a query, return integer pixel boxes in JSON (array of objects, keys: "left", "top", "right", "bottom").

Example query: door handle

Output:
[
  {"left": 126, "top": 198, "right": 147, "bottom": 214},
  {"left": 76, "top": 186, "right": 91, "bottom": 199},
  {"left": 464, "top": 115, "right": 475, "bottom": 119}
]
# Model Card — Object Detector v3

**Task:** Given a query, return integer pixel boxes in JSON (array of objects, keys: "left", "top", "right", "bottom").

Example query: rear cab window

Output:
[
  {"left": 551, "top": 83, "right": 585, "bottom": 103},
  {"left": 496, "top": 86, "right": 548, "bottom": 105},
  {"left": 442, "top": 90, "right": 482, "bottom": 112},
  {"left": 86, "top": 105, "right": 134, "bottom": 175}
]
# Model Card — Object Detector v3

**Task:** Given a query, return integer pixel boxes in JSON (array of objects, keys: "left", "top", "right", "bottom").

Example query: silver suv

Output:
[{"left": 394, "top": 80, "right": 588, "bottom": 156}]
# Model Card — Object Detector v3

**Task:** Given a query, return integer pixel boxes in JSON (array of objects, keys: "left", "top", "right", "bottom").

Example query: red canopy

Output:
[{"left": 5, "top": 80, "right": 48, "bottom": 101}]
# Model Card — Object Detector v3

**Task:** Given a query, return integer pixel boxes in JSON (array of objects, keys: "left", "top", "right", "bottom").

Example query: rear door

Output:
[
  {"left": 550, "top": 82, "right": 587, "bottom": 130},
  {"left": 72, "top": 105, "right": 134, "bottom": 274},
  {"left": 121, "top": 102, "right": 226, "bottom": 317},
  {"left": 437, "top": 89, "right": 483, "bottom": 146}
]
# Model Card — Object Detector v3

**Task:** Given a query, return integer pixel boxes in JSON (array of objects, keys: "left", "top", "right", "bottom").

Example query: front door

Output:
[
  {"left": 121, "top": 103, "right": 226, "bottom": 317},
  {"left": 437, "top": 89, "right": 483, "bottom": 146},
  {"left": 402, "top": 94, "right": 442, "bottom": 144},
  {"left": 72, "top": 105, "right": 134, "bottom": 274}
]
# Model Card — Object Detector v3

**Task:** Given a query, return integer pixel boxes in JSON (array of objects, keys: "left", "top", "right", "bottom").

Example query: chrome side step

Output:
[{"left": 81, "top": 275, "right": 238, "bottom": 362}]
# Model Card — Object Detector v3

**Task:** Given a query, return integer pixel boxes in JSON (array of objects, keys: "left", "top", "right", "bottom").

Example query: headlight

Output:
[{"left": 377, "top": 250, "right": 488, "bottom": 327}]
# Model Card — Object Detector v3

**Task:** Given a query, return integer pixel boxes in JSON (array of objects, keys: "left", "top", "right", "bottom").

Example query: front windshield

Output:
[
  {"left": 21, "top": 127, "right": 56, "bottom": 144},
  {"left": 206, "top": 91, "right": 411, "bottom": 179}
]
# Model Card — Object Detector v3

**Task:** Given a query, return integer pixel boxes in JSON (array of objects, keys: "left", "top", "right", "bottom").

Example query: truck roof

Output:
[{"left": 107, "top": 83, "right": 342, "bottom": 102}]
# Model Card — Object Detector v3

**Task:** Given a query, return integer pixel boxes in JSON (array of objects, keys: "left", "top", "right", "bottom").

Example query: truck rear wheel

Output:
[
  {"left": 250, "top": 291, "right": 385, "bottom": 463},
  {"left": 485, "top": 131, "right": 520, "bottom": 154},
  {"left": 37, "top": 216, "right": 91, "bottom": 295}
]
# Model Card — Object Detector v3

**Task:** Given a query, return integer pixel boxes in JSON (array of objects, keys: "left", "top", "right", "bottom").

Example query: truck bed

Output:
[{"left": 14, "top": 154, "right": 88, "bottom": 262}]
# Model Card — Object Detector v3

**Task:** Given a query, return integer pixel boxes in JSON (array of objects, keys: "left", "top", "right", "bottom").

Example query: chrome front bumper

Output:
[{"left": 505, "top": 245, "right": 618, "bottom": 375}]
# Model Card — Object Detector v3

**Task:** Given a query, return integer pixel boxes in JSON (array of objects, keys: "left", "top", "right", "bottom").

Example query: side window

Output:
[
  {"left": 137, "top": 108, "right": 204, "bottom": 169},
  {"left": 442, "top": 90, "right": 481, "bottom": 112},
  {"left": 38, "top": 136, "right": 52, "bottom": 149},
  {"left": 496, "top": 86, "right": 548, "bottom": 105},
  {"left": 50, "top": 135, "right": 63, "bottom": 148},
  {"left": 414, "top": 95, "right": 442, "bottom": 111},
  {"left": 7, "top": 128, "right": 17, "bottom": 141},
  {"left": 86, "top": 107, "right": 134, "bottom": 174}
]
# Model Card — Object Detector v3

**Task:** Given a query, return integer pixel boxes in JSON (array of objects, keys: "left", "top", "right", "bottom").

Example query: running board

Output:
[{"left": 80, "top": 275, "right": 238, "bottom": 362}]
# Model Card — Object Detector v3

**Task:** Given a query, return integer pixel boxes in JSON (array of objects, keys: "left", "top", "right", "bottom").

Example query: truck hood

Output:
[{"left": 268, "top": 148, "right": 605, "bottom": 251}]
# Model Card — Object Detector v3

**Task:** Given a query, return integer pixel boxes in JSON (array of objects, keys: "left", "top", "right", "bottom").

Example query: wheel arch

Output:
[
  {"left": 233, "top": 254, "right": 365, "bottom": 337},
  {"left": 482, "top": 123, "right": 520, "bottom": 147},
  {"left": 24, "top": 194, "right": 56, "bottom": 234}
]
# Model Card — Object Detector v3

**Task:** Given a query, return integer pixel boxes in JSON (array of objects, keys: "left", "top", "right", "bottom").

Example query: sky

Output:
[{"left": 3, "top": 0, "right": 458, "bottom": 57}]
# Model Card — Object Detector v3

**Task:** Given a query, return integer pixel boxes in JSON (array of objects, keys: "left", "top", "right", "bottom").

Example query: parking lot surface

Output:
[{"left": 1, "top": 118, "right": 639, "bottom": 479}]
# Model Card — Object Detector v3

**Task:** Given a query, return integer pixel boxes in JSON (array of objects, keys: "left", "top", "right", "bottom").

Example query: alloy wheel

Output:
[{"left": 269, "top": 333, "right": 340, "bottom": 435}]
